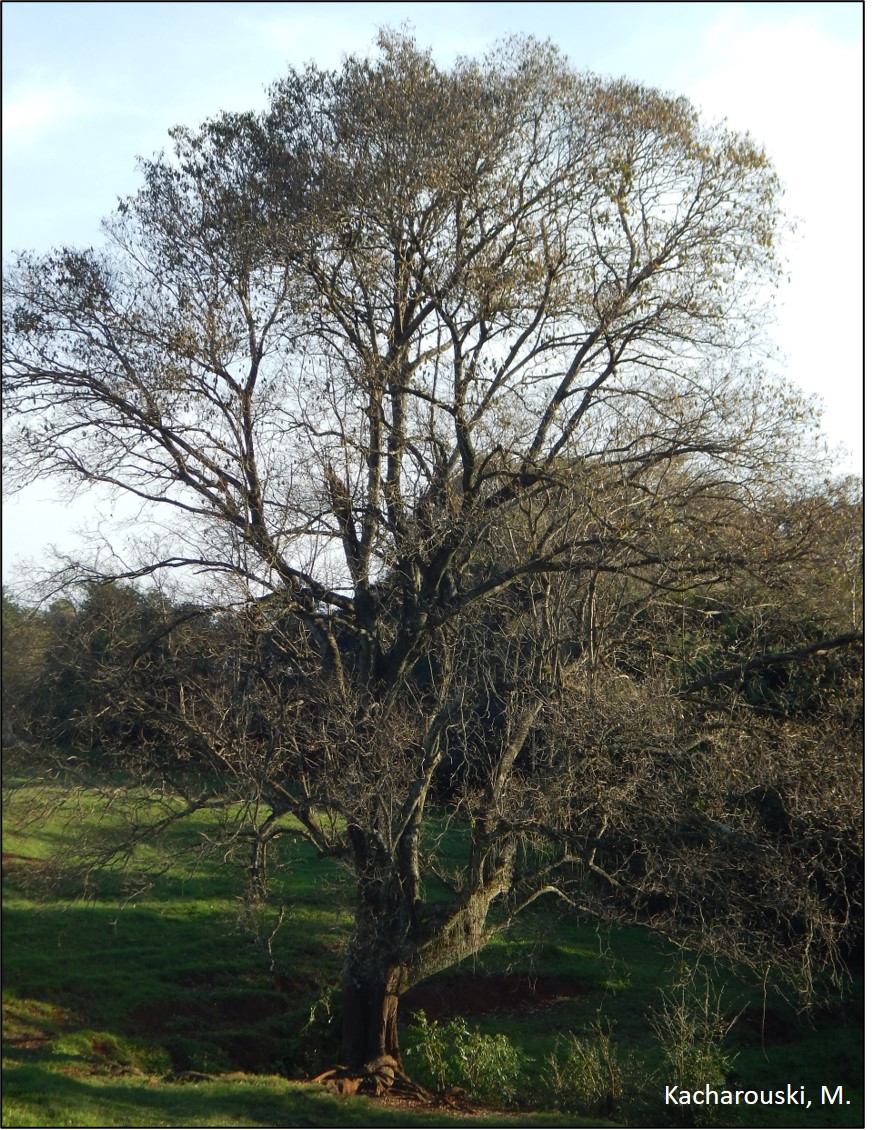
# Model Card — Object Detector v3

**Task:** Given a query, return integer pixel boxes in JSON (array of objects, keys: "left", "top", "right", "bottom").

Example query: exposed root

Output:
[{"left": 311, "top": 1056, "right": 433, "bottom": 1102}]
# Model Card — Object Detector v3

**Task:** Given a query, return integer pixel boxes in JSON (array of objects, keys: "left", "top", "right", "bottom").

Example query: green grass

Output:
[
  {"left": 2, "top": 1059, "right": 600, "bottom": 1128},
  {"left": 2, "top": 780, "right": 862, "bottom": 1128}
]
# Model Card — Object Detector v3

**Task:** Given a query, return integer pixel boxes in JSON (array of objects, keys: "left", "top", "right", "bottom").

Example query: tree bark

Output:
[{"left": 340, "top": 959, "right": 404, "bottom": 1070}]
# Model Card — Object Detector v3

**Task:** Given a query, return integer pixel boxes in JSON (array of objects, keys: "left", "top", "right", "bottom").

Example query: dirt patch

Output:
[
  {"left": 2, "top": 852, "right": 61, "bottom": 888},
  {"left": 271, "top": 972, "right": 321, "bottom": 996},
  {"left": 7, "top": 1037, "right": 51, "bottom": 1050},
  {"left": 129, "top": 988, "right": 291, "bottom": 1035},
  {"left": 213, "top": 992, "right": 290, "bottom": 1025},
  {"left": 127, "top": 997, "right": 212, "bottom": 1037},
  {"left": 400, "top": 973, "right": 590, "bottom": 1020},
  {"left": 2, "top": 851, "right": 42, "bottom": 869},
  {"left": 221, "top": 1031, "right": 288, "bottom": 1072}
]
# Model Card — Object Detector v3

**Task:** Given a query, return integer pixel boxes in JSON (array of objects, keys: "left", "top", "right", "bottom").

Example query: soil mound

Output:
[{"left": 401, "top": 973, "right": 589, "bottom": 1020}]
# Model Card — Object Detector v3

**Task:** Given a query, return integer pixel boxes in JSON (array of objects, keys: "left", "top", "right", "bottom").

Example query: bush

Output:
[
  {"left": 649, "top": 967, "right": 738, "bottom": 1126},
  {"left": 405, "top": 1010, "right": 524, "bottom": 1105},
  {"left": 543, "top": 1014, "right": 643, "bottom": 1118}
]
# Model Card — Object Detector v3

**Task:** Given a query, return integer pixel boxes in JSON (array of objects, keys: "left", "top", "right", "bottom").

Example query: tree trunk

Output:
[{"left": 340, "top": 959, "right": 404, "bottom": 1070}]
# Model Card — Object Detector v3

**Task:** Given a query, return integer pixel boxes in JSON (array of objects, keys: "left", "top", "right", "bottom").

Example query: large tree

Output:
[{"left": 3, "top": 33, "right": 861, "bottom": 1083}]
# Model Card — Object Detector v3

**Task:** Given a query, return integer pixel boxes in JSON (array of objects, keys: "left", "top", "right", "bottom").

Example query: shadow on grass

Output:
[
  {"left": 2, "top": 1058, "right": 396, "bottom": 1128},
  {"left": 2, "top": 1056, "right": 597, "bottom": 1129}
]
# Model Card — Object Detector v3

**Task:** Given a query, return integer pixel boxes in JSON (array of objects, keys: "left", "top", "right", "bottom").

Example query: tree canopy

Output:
[{"left": 3, "top": 32, "right": 861, "bottom": 1083}]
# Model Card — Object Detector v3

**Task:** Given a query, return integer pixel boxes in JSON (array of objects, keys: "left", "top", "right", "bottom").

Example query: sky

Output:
[{"left": 1, "top": 1, "right": 864, "bottom": 585}]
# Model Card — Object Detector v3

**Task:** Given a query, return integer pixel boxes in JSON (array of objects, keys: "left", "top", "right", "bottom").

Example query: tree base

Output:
[{"left": 311, "top": 1057, "right": 432, "bottom": 1101}]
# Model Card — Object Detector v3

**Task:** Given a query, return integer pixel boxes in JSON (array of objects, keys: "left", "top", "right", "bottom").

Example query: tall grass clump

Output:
[{"left": 542, "top": 1013, "right": 644, "bottom": 1119}]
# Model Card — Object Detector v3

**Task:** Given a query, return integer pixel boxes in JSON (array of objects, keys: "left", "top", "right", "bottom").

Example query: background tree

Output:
[
  {"left": 3, "top": 32, "right": 861, "bottom": 1084},
  {"left": 2, "top": 590, "right": 51, "bottom": 748}
]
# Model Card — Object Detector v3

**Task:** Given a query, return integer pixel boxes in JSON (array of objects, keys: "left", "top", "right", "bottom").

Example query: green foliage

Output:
[
  {"left": 543, "top": 1014, "right": 643, "bottom": 1119},
  {"left": 405, "top": 1010, "right": 525, "bottom": 1106}
]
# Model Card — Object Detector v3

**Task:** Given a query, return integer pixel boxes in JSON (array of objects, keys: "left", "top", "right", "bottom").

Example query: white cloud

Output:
[
  {"left": 3, "top": 82, "right": 92, "bottom": 149},
  {"left": 686, "top": 11, "right": 860, "bottom": 177}
]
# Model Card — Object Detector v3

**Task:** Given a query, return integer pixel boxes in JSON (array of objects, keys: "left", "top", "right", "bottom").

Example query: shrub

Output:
[
  {"left": 543, "top": 1014, "right": 643, "bottom": 1118},
  {"left": 649, "top": 967, "right": 739, "bottom": 1126},
  {"left": 405, "top": 1010, "right": 524, "bottom": 1105}
]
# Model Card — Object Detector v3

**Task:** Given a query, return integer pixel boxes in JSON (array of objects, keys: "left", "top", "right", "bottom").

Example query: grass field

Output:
[{"left": 2, "top": 780, "right": 863, "bottom": 1128}]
